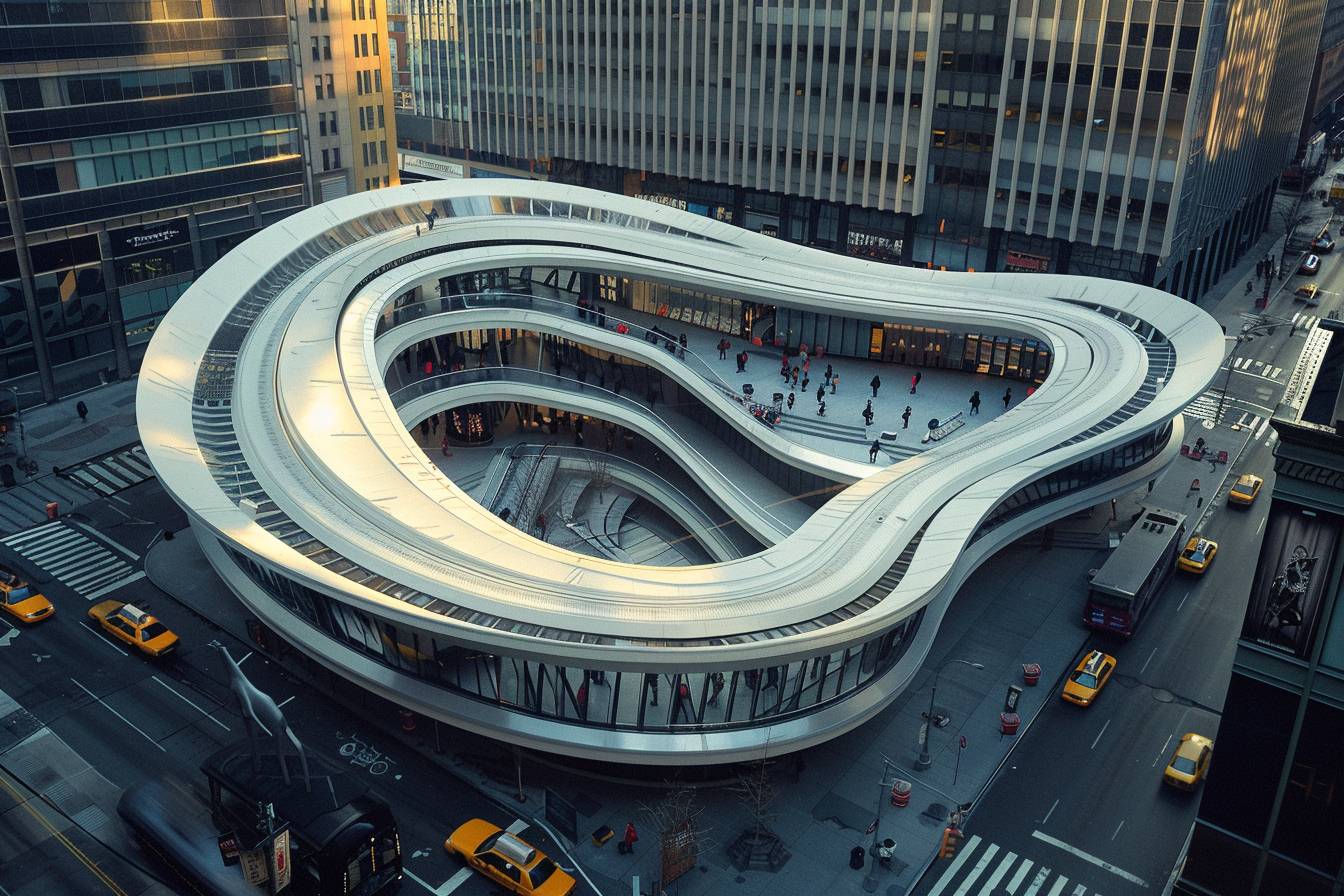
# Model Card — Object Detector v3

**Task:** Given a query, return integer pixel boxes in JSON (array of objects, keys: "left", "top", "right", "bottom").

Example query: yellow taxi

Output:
[
  {"left": 1176, "top": 536, "right": 1219, "bottom": 574},
  {"left": 1227, "top": 473, "right": 1263, "bottom": 506},
  {"left": 1163, "top": 733, "right": 1214, "bottom": 790},
  {"left": 1294, "top": 283, "right": 1321, "bottom": 305},
  {"left": 0, "top": 568, "right": 54, "bottom": 624},
  {"left": 444, "top": 819, "right": 576, "bottom": 896},
  {"left": 87, "top": 600, "right": 179, "bottom": 657},
  {"left": 1061, "top": 650, "right": 1116, "bottom": 707}
]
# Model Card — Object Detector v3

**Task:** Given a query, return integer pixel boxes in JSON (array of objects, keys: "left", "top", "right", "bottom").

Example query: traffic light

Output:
[{"left": 938, "top": 826, "right": 963, "bottom": 859}]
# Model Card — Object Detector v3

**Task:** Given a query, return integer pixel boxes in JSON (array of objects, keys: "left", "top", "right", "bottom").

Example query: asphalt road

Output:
[
  {"left": 912, "top": 238, "right": 1341, "bottom": 896},
  {"left": 0, "top": 478, "right": 594, "bottom": 896}
]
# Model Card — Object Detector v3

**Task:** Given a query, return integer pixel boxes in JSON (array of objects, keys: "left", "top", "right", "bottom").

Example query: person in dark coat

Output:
[
  {"left": 901, "top": 405, "right": 912, "bottom": 429},
  {"left": 863, "top": 400, "right": 874, "bottom": 426},
  {"left": 970, "top": 390, "right": 981, "bottom": 414},
  {"left": 910, "top": 371, "right": 922, "bottom": 394},
  {"left": 870, "top": 374, "right": 881, "bottom": 397},
  {"left": 816, "top": 384, "right": 826, "bottom": 404},
  {"left": 1003, "top": 386, "right": 1013, "bottom": 409},
  {"left": 786, "top": 392, "right": 796, "bottom": 410},
  {"left": 869, "top": 439, "right": 881, "bottom": 462},
  {"left": 76, "top": 400, "right": 88, "bottom": 423}
]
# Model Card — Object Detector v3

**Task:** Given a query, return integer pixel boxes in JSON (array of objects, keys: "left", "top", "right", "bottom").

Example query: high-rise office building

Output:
[
  {"left": 295, "top": 0, "right": 400, "bottom": 199},
  {"left": 401, "top": 0, "right": 1322, "bottom": 301},
  {"left": 0, "top": 0, "right": 306, "bottom": 402},
  {"left": 1176, "top": 319, "right": 1344, "bottom": 896}
]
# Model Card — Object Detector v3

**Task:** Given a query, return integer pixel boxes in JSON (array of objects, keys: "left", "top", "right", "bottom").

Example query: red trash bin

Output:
[
  {"left": 45, "top": 501, "right": 58, "bottom": 520},
  {"left": 1000, "top": 712, "right": 1021, "bottom": 735},
  {"left": 1022, "top": 663, "right": 1041, "bottom": 686}
]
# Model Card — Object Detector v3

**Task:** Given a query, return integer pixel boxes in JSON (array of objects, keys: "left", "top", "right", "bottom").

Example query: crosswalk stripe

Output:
[
  {"left": 1006, "top": 859, "right": 1034, "bottom": 895},
  {"left": 1022, "top": 866, "right": 1052, "bottom": 896},
  {"left": 926, "top": 834, "right": 983, "bottom": 896},
  {"left": 86, "top": 462, "right": 133, "bottom": 489},
  {"left": 1044, "top": 878, "right": 1070, "bottom": 896},
  {"left": 70, "top": 469, "right": 115, "bottom": 495},
  {"left": 1270, "top": 366, "right": 1282, "bottom": 379},
  {"left": 980, "top": 850, "right": 1019, "bottom": 894},
  {"left": 952, "top": 842, "right": 998, "bottom": 896},
  {"left": 1255, "top": 417, "right": 1271, "bottom": 440},
  {"left": 1071, "top": 885, "right": 1087, "bottom": 896}
]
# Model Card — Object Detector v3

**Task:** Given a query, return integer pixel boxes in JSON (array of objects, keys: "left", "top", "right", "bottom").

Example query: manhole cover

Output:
[
  {"left": 1154, "top": 689, "right": 1175, "bottom": 703},
  {"left": 924, "top": 802, "right": 949, "bottom": 821}
]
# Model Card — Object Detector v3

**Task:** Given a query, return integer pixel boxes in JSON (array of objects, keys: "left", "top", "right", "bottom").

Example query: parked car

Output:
[
  {"left": 1299, "top": 254, "right": 1321, "bottom": 275},
  {"left": 1061, "top": 650, "right": 1116, "bottom": 707},
  {"left": 1311, "top": 235, "right": 1335, "bottom": 253}
]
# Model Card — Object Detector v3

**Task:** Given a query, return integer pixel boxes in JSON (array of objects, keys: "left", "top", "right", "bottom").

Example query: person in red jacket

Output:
[{"left": 620, "top": 821, "right": 639, "bottom": 854}]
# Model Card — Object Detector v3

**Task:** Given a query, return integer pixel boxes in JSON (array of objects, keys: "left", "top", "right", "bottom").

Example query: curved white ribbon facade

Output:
[{"left": 138, "top": 181, "right": 1223, "bottom": 764}]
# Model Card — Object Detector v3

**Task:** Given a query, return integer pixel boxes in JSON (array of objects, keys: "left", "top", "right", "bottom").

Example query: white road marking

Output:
[
  {"left": 79, "top": 621, "right": 128, "bottom": 656},
  {"left": 1255, "top": 417, "right": 1271, "bottom": 439},
  {"left": 403, "top": 867, "right": 474, "bottom": 895},
  {"left": 1140, "top": 646, "right": 1158, "bottom": 674},
  {"left": 85, "top": 570, "right": 146, "bottom": 603},
  {"left": 1270, "top": 366, "right": 1282, "bottom": 379},
  {"left": 1177, "top": 590, "right": 1192, "bottom": 613},
  {"left": 1071, "top": 886, "right": 1087, "bottom": 896},
  {"left": 1112, "top": 819, "right": 1125, "bottom": 840},
  {"left": 152, "top": 675, "right": 231, "bottom": 732},
  {"left": 1257, "top": 517, "right": 1267, "bottom": 535},
  {"left": 1154, "top": 733, "right": 1174, "bottom": 767},
  {"left": 1091, "top": 718, "right": 1111, "bottom": 750},
  {"left": 952, "top": 842, "right": 998, "bottom": 896},
  {"left": 505, "top": 819, "right": 529, "bottom": 835},
  {"left": 237, "top": 651, "right": 253, "bottom": 666},
  {"left": 1042, "top": 797, "right": 1060, "bottom": 825},
  {"left": 1022, "top": 866, "right": 1052, "bottom": 896},
  {"left": 1006, "top": 858, "right": 1034, "bottom": 895},
  {"left": 1045, "top": 879, "right": 1070, "bottom": 896},
  {"left": 277, "top": 695, "right": 296, "bottom": 707},
  {"left": 980, "top": 850, "right": 1019, "bottom": 894},
  {"left": 926, "top": 834, "right": 983, "bottom": 896},
  {"left": 70, "top": 677, "right": 166, "bottom": 752},
  {"left": 1031, "top": 829, "right": 1149, "bottom": 887}
]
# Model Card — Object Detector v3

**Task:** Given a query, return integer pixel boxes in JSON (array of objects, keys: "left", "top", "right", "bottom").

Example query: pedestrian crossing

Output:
[
  {"left": 1181, "top": 388, "right": 1267, "bottom": 433},
  {"left": 61, "top": 444, "right": 155, "bottom": 497},
  {"left": 1227, "top": 356, "right": 1283, "bottom": 380},
  {"left": 1181, "top": 389, "right": 1224, "bottom": 424},
  {"left": 0, "top": 520, "right": 144, "bottom": 601},
  {"left": 926, "top": 835, "right": 1104, "bottom": 896},
  {"left": 1291, "top": 312, "right": 1321, "bottom": 332}
]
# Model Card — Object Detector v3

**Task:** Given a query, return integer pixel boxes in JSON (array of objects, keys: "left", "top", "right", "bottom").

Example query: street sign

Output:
[
  {"left": 216, "top": 831, "right": 240, "bottom": 866},
  {"left": 240, "top": 849, "right": 269, "bottom": 886},
  {"left": 270, "top": 826, "right": 292, "bottom": 892}
]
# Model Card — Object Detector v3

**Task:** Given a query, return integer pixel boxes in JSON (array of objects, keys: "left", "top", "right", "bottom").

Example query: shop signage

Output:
[
  {"left": 847, "top": 228, "right": 905, "bottom": 263},
  {"left": 398, "top": 152, "right": 465, "bottom": 179},
  {"left": 1004, "top": 251, "right": 1050, "bottom": 273},
  {"left": 110, "top": 219, "right": 189, "bottom": 253},
  {"left": 270, "top": 827, "right": 292, "bottom": 891}
]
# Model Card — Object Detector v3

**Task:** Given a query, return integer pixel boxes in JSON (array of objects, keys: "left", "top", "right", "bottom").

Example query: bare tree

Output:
[
  {"left": 1277, "top": 194, "right": 1312, "bottom": 255},
  {"left": 726, "top": 752, "right": 792, "bottom": 872}
]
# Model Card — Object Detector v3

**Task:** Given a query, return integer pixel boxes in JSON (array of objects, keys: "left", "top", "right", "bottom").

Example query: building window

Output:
[
  {"left": 333, "top": 147, "right": 341, "bottom": 168},
  {"left": 361, "top": 34, "right": 368, "bottom": 56},
  {"left": 369, "top": 0, "right": 376, "bottom": 16},
  {"left": 353, "top": 34, "right": 360, "bottom": 57},
  {"left": 379, "top": 140, "right": 387, "bottom": 164},
  {"left": 319, "top": 0, "right": 327, "bottom": 19},
  {"left": 319, "top": 116, "right": 327, "bottom": 137},
  {"left": 308, "top": 0, "right": 316, "bottom": 21},
  {"left": 314, "top": 75, "right": 323, "bottom": 100},
  {"left": 374, "top": 69, "right": 382, "bottom": 92},
  {"left": 362, "top": 143, "right": 370, "bottom": 166},
  {"left": 322, "top": 36, "right": 331, "bottom": 60},
  {"left": 326, "top": 74, "right": 334, "bottom": 96},
  {"left": 329, "top": 112, "right": 338, "bottom": 135},
  {"left": 357, "top": 0, "right": 365, "bottom": 18},
  {"left": 357, "top": 73, "right": 363, "bottom": 96},
  {"left": 377, "top": 105, "right": 384, "bottom": 128},
  {"left": 372, "top": 33, "right": 379, "bottom": 56},
  {"left": 358, "top": 107, "right": 366, "bottom": 130},
  {"left": 310, "top": 36, "right": 320, "bottom": 62},
  {"left": 322, "top": 148, "right": 330, "bottom": 171}
]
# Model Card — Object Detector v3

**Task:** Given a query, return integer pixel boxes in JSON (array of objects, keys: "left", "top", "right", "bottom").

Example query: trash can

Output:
[
  {"left": 45, "top": 501, "right": 58, "bottom": 520},
  {"left": 1022, "top": 663, "right": 1041, "bottom": 686},
  {"left": 849, "top": 846, "right": 866, "bottom": 869},
  {"left": 1000, "top": 712, "right": 1021, "bottom": 735}
]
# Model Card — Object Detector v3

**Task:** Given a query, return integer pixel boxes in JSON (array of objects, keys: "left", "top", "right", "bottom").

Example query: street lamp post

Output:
[{"left": 915, "top": 658, "right": 984, "bottom": 770}]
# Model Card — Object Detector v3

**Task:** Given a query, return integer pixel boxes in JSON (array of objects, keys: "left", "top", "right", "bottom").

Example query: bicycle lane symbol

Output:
[{"left": 336, "top": 732, "right": 400, "bottom": 779}]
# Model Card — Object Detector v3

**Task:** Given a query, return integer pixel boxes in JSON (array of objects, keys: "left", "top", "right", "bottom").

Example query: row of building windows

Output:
[
  {"left": 0, "top": 0, "right": 283, "bottom": 26},
  {"left": 352, "top": 31, "right": 380, "bottom": 58},
  {"left": 355, "top": 69, "right": 384, "bottom": 95},
  {"left": 227, "top": 541, "right": 925, "bottom": 733},
  {"left": 306, "top": 0, "right": 329, "bottom": 21},
  {"left": 0, "top": 60, "right": 289, "bottom": 111},
  {"left": 357, "top": 104, "right": 385, "bottom": 131},
  {"left": 361, "top": 140, "right": 389, "bottom": 168},
  {"left": 351, "top": 0, "right": 376, "bottom": 19},
  {"left": 317, "top": 111, "right": 340, "bottom": 137}
]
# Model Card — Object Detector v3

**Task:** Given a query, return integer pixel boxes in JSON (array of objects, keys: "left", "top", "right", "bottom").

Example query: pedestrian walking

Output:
[
  {"left": 831, "top": 374, "right": 839, "bottom": 394},
  {"left": 910, "top": 371, "right": 922, "bottom": 394},
  {"left": 620, "top": 822, "right": 639, "bottom": 855},
  {"left": 800, "top": 375, "right": 810, "bottom": 392},
  {"left": 576, "top": 680, "right": 588, "bottom": 717},
  {"left": 969, "top": 390, "right": 980, "bottom": 414},
  {"left": 598, "top": 305, "right": 606, "bottom": 327},
  {"left": 791, "top": 366, "right": 800, "bottom": 386},
  {"left": 781, "top": 359, "right": 791, "bottom": 381},
  {"left": 816, "top": 384, "right": 826, "bottom": 404},
  {"left": 718, "top": 338, "right": 729, "bottom": 360},
  {"left": 415, "top": 224, "right": 421, "bottom": 237},
  {"left": 678, "top": 333, "right": 687, "bottom": 360},
  {"left": 786, "top": 391, "right": 796, "bottom": 411},
  {"left": 869, "top": 439, "right": 880, "bottom": 462},
  {"left": 817, "top": 399, "right": 826, "bottom": 416},
  {"left": 737, "top": 351, "right": 747, "bottom": 373},
  {"left": 901, "top": 405, "right": 912, "bottom": 429},
  {"left": 870, "top": 374, "right": 881, "bottom": 397},
  {"left": 824, "top": 363, "right": 833, "bottom": 383},
  {"left": 1003, "top": 386, "right": 1013, "bottom": 409},
  {"left": 1245, "top": 280, "right": 1253, "bottom": 295},
  {"left": 863, "top": 399, "right": 874, "bottom": 426},
  {"left": 423, "top": 359, "right": 434, "bottom": 377},
  {"left": 708, "top": 672, "right": 726, "bottom": 706},
  {"left": 76, "top": 400, "right": 88, "bottom": 423},
  {"left": 645, "top": 673, "right": 659, "bottom": 706}
]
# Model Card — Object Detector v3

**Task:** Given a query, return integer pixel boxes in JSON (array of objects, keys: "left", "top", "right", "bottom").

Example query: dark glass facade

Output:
[{"left": 0, "top": 0, "right": 306, "bottom": 403}]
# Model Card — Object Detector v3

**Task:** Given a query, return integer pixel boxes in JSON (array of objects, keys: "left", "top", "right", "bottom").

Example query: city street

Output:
[
  {"left": 912, "top": 208, "right": 1341, "bottom": 896},
  {"left": 0, "top": 476, "right": 599, "bottom": 896}
]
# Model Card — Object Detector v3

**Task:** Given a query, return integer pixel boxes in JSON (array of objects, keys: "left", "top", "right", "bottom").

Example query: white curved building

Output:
[{"left": 138, "top": 181, "right": 1223, "bottom": 765}]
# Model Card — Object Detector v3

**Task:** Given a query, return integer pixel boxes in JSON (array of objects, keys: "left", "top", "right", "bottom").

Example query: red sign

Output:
[{"left": 1005, "top": 251, "right": 1050, "bottom": 273}]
